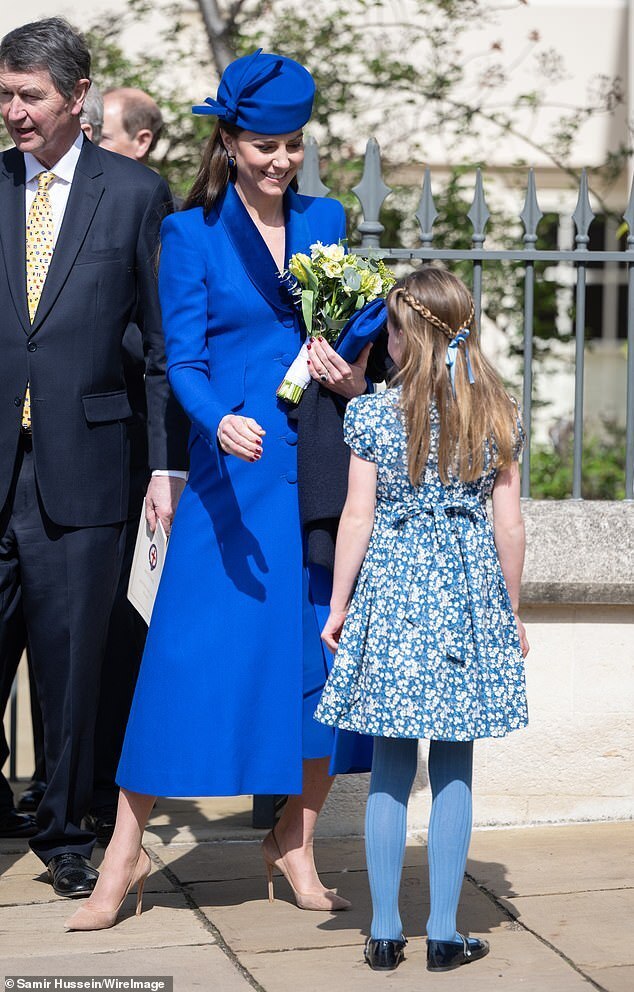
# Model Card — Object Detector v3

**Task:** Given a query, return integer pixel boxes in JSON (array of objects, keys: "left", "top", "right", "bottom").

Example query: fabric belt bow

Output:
[{"left": 387, "top": 495, "right": 485, "bottom": 662}]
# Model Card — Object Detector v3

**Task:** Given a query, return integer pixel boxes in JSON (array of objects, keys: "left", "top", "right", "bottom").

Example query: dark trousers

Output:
[
  {"left": 0, "top": 607, "right": 46, "bottom": 812},
  {"left": 0, "top": 439, "right": 124, "bottom": 862},
  {"left": 0, "top": 606, "right": 26, "bottom": 810}
]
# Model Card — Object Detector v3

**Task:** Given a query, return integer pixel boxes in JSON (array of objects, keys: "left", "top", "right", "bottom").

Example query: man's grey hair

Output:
[
  {"left": 0, "top": 17, "right": 91, "bottom": 99},
  {"left": 80, "top": 83, "right": 104, "bottom": 144}
]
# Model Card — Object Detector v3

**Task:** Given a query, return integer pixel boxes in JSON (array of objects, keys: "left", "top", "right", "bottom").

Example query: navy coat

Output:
[{"left": 117, "top": 184, "right": 349, "bottom": 795}]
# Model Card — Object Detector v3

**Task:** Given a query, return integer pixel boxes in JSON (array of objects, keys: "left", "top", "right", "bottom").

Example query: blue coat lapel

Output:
[
  {"left": 216, "top": 183, "right": 312, "bottom": 317},
  {"left": 284, "top": 186, "right": 312, "bottom": 264}
]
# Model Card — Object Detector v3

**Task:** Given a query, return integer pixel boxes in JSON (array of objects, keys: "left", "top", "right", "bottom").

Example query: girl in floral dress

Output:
[{"left": 315, "top": 266, "right": 529, "bottom": 973}]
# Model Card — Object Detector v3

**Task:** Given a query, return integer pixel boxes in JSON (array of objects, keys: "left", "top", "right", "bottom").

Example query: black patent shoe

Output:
[
  {"left": 426, "top": 933, "right": 489, "bottom": 972},
  {"left": 83, "top": 807, "right": 116, "bottom": 846},
  {"left": 47, "top": 853, "right": 99, "bottom": 898},
  {"left": 364, "top": 936, "right": 407, "bottom": 971},
  {"left": 0, "top": 808, "right": 38, "bottom": 838},
  {"left": 17, "top": 780, "right": 47, "bottom": 813}
]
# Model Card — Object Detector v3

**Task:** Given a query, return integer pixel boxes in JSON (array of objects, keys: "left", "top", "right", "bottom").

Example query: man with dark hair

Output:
[
  {"left": 101, "top": 87, "right": 164, "bottom": 165},
  {"left": 0, "top": 17, "right": 188, "bottom": 896}
]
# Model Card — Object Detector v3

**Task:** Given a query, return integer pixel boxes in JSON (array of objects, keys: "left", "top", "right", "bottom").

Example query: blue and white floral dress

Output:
[{"left": 314, "top": 386, "right": 528, "bottom": 741}]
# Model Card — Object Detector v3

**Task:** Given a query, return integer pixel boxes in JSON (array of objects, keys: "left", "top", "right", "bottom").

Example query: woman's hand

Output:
[
  {"left": 307, "top": 337, "right": 372, "bottom": 400},
  {"left": 514, "top": 612, "right": 530, "bottom": 657},
  {"left": 321, "top": 609, "right": 348, "bottom": 653},
  {"left": 217, "top": 414, "right": 265, "bottom": 462}
]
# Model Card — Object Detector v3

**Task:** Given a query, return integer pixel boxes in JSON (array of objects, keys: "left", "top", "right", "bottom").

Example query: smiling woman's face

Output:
[{"left": 222, "top": 128, "right": 305, "bottom": 205}]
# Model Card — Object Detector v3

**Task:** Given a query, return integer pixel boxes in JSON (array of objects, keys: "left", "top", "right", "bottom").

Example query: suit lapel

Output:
[
  {"left": 30, "top": 139, "right": 105, "bottom": 334},
  {"left": 0, "top": 149, "right": 30, "bottom": 333}
]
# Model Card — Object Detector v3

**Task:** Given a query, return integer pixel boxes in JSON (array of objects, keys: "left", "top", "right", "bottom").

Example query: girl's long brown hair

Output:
[{"left": 387, "top": 266, "right": 521, "bottom": 485}]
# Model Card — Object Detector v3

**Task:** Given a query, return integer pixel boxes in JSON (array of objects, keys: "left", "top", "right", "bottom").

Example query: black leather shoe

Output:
[
  {"left": 47, "top": 854, "right": 99, "bottom": 897},
  {"left": 364, "top": 936, "right": 407, "bottom": 971},
  {"left": 83, "top": 807, "right": 116, "bottom": 847},
  {"left": 0, "top": 808, "right": 38, "bottom": 838},
  {"left": 427, "top": 933, "right": 490, "bottom": 972},
  {"left": 17, "top": 780, "right": 47, "bottom": 813}
]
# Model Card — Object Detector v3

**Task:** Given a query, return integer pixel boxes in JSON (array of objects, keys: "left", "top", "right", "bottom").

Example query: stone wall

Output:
[{"left": 319, "top": 501, "right": 634, "bottom": 836}]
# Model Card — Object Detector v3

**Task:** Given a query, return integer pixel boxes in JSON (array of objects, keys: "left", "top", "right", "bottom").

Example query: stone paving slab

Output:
[
  {"left": 191, "top": 866, "right": 504, "bottom": 953},
  {"left": 155, "top": 836, "right": 420, "bottom": 885},
  {"left": 468, "top": 821, "right": 634, "bottom": 896},
  {"left": 585, "top": 965, "right": 634, "bottom": 992},
  {"left": 238, "top": 927, "right": 593, "bottom": 992},
  {"left": 0, "top": 893, "right": 209, "bottom": 957},
  {"left": 510, "top": 888, "right": 634, "bottom": 969},
  {"left": 1, "top": 944, "right": 250, "bottom": 992},
  {"left": 143, "top": 797, "right": 254, "bottom": 844},
  {"left": 2, "top": 819, "right": 632, "bottom": 992}
]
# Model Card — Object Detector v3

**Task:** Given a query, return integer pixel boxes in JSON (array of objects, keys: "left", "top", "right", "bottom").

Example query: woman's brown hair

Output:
[
  {"left": 387, "top": 266, "right": 521, "bottom": 486},
  {"left": 183, "top": 122, "right": 241, "bottom": 214},
  {"left": 183, "top": 122, "right": 300, "bottom": 215}
]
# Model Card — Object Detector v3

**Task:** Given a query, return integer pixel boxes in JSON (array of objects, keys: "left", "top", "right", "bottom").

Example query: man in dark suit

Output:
[{"left": 0, "top": 17, "right": 188, "bottom": 896}]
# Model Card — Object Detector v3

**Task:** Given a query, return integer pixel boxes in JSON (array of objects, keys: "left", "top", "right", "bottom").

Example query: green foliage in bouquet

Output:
[{"left": 287, "top": 242, "right": 395, "bottom": 341}]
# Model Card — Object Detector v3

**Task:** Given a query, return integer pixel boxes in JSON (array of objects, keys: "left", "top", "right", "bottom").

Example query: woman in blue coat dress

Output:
[{"left": 66, "top": 51, "right": 373, "bottom": 932}]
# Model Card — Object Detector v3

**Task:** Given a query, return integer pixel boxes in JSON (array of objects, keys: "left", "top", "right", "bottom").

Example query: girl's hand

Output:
[
  {"left": 307, "top": 338, "right": 372, "bottom": 400},
  {"left": 321, "top": 609, "right": 349, "bottom": 652},
  {"left": 514, "top": 613, "right": 530, "bottom": 657},
  {"left": 217, "top": 415, "right": 265, "bottom": 462}
]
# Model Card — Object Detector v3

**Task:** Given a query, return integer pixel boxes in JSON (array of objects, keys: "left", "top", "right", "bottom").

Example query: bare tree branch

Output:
[{"left": 195, "top": 0, "right": 236, "bottom": 72}]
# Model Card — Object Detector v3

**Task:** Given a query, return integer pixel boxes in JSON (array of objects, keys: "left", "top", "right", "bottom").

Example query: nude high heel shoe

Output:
[
  {"left": 261, "top": 826, "right": 351, "bottom": 911},
  {"left": 64, "top": 847, "right": 151, "bottom": 931}
]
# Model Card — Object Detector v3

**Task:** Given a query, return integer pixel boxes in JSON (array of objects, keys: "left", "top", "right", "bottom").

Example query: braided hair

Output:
[{"left": 386, "top": 266, "right": 520, "bottom": 485}]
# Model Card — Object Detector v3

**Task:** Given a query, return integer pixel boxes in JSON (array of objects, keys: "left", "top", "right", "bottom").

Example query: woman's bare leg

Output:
[
  {"left": 82, "top": 788, "right": 156, "bottom": 910},
  {"left": 271, "top": 756, "right": 336, "bottom": 894}
]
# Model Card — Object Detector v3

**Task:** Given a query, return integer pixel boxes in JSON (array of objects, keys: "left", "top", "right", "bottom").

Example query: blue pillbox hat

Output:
[{"left": 192, "top": 48, "right": 315, "bottom": 134}]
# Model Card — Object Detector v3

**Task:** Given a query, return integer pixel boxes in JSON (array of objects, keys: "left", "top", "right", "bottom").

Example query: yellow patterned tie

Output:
[{"left": 23, "top": 170, "right": 56, "bottom": 430}]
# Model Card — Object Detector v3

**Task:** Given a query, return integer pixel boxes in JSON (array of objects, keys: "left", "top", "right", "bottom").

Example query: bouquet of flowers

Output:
[{"left": 276, "top": 242, "right": 395, "bottom": 404}]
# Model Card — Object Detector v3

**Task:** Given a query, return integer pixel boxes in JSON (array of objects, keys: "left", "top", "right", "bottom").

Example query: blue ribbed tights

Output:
[{"left": 365, "top": 736, "right": 474, "bottom": 941}]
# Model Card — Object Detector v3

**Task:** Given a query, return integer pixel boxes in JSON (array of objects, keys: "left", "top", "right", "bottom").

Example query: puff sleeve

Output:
[{"left": 343, "top": 395, "right": 378, "bottom": 462}]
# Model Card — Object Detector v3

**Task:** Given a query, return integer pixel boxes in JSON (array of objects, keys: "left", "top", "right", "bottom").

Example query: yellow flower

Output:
[
  {"left": 288, "top": 253, "right": 313, "bottom": 285},
  {"left": 360, "top": 271, "right": 383, "bottom": 298}
]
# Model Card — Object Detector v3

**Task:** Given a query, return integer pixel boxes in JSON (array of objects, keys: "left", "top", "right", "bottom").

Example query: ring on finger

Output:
[{"left": 319, "top": 371, "right": 329, "bottom": 382}]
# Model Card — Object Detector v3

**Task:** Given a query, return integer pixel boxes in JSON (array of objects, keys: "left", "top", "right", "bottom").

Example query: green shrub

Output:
[{"left": 529, "top": 425, "right": 626, "bottom": 499}]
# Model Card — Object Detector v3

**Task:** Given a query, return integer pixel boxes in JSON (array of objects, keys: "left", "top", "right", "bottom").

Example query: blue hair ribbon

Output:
[{"left": 446, "top": 328, "right": 475, "bottom": 397}]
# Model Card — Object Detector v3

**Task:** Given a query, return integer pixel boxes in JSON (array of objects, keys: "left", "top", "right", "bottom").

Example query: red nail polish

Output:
[
  {"left": 307, "top": 360, "right": 311, "bottom": 365},
  {"left": 318, "top": 336, "right": 323, "bottom": 341},
  {"left": 307, "top": 343, "right": 311, "bottom": 350}
]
